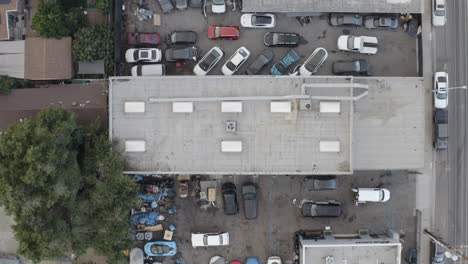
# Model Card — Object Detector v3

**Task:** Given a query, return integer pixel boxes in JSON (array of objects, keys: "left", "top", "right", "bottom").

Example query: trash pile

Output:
[{"left": 130, "top": 175, "right": 178, "bottom": 263}]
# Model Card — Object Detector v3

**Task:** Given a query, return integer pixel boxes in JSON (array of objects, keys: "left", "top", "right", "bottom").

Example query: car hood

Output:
[
  {"left": 243, "top": 198, "right": 257, "bottom": 219},
  {"left": 240, "top": 14, "right": 253, "bottom": 27},
  {"left": 212, "top": 3, "right": 226, "bottom": 13}
]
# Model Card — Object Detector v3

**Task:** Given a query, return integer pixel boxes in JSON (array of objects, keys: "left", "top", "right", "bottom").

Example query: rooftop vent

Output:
[
  {"left": 325, "top": 256, "right": 335, "bottom": 264},
  {"left": 226, "top": 120, "right": 237, "bottom": 133}
]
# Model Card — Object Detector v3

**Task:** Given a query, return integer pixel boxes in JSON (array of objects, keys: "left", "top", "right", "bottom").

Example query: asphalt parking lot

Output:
[
  {"left": 170, "top": 171, "right": 417, "bottom": 264},
  {"left": 122, "top": 2, "right": 418, "bottom": 76}
]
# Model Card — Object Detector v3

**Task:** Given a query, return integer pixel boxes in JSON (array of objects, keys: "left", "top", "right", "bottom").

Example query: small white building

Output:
[{"left": 299, "top": 227, "right": 402, "bottom": 264}]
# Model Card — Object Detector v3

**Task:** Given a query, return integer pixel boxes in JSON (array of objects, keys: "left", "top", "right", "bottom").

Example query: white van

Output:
[
  {"left": 352, "top": 188, "right": 390, "bottom": 205},
  {"left": 131, "top": 64, "right": 165, "bottom": 76}
]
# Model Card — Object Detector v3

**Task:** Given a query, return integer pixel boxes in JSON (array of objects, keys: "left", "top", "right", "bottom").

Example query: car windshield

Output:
[
  {"left": 253, "top": 15, "right": 271, "bottom": 25},
  {"left": 151, "top": 245, "right": 170, "bottom": 254},
  {"left": 437, "top": 76, "right": 447, "bottom": 83},
  {"left": 305, "top": 50, "right": 326, "bottom": 72},
  {"left": 226, "top": 61, "right": 237, "bottom": 71},
  {"left": 213, "top": 0, "right": 224, "bottom": 4},
  {"left": 435, "top": 8, "right": 445, "bottom": 16},
  {"left": 380, "top": 191, "right": 385, "bottom": 201},
  {"left": 200, "top": 51, "right": 219, "bottom": 71},
  {"left": 347, "top": 37, "right": 356, "bottom": 49},
  {"left": 151, "top": 50, "right": 156, "bottom": 59},
  {"left": 214, "top": 27, "right": 221, "bottom": 37},
  {"left": 244, "top": 193, "right": 256, "bottom": 200},
  {"left": 437, "top": 92, "right": 448, "bottom": 99},
  {"left": 133, "top": 50, "right": 139, "bottom": 60}
]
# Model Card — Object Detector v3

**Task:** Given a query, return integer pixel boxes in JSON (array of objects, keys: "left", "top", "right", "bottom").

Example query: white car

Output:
[
  {"left": 299, "top": 47, "right": 328, "bottom": 76},
  {"left": 337, "top": 35, "right": 378, "bottom": 54},
  {"left": 212, "top": 0, "right": 226, "bottom": 13},
  {"left": 268, "top": 256, "right": 282, "bottom": 264},
  {"left": 240, "top": 13, "right": 276, "bottom": 28},
  {"left": 221, "top": 46, "right": 251, "bottom": 75},
  {"left": 434, "top": 71, "right": 449, "bottom": 109},
  {"left": 131, "top": 64, "right": 165, "bottom": 76},
  {"left": 193, "top": 46, "right": 224, "bottom": 76},
  {"left": 432, "top": 0, "right": 446, "bottom": 27},
  {"left": 191, "top": 232, "right": 229, "bottom": 247},
  {"left": 125, "top": 48, "right": 162, "bottom": 63},
  {"left": 352, "top": 188, "right": 390, "bottom": 205}
]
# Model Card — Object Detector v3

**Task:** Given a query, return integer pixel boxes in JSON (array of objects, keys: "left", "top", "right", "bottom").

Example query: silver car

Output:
[{"left": 299, "top": 47, "right": 328, "bottom": 76}]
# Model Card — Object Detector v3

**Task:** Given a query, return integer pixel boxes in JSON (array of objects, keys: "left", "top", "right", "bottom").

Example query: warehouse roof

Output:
[
  {"left": 242, "top": 0, "right": 422, "bottom": 14},
  {"left": 110, "top": 76, "right": 354, "bottom": 175}
]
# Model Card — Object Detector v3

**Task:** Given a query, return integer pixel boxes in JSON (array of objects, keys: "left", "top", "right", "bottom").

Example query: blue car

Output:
[
  {"left": 270, "top": 50, "right": 300, "bottom": 75},
  {"left": 144, "top": 241, "right": 177, "bottom": 257},
  {"left": 245, "top": 257, "right": 260, "bottom": 264}
]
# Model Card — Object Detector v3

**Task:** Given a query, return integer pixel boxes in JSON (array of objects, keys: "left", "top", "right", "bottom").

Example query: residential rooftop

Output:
[
  {"left": 110, "top": 76, "right": 424, "bottom": 175},
  {"left": 242, "top": 0, "right": 422, "bottom": 14}
]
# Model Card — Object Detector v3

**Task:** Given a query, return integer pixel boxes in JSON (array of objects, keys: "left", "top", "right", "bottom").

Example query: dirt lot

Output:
[
  {"left": 121, "top": 2, "right": 419, "bottom": 76},
  {"left": 162, "top": 171, "right": 417, "bottom": 264}
]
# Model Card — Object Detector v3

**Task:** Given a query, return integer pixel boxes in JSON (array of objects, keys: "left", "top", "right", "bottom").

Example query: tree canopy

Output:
[
  {"left": 0, "top": 107, "right": 138, "bottom": 263},
  {"left": 0, "top": 75, "right": 30, "bottom": 95},
  {"left": 32, "top": 0, "right": 85, "bottom": 39}
]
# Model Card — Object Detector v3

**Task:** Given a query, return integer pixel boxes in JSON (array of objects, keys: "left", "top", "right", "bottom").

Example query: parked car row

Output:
[
  {"left": 208, "top": 256, "right": 281, "bottom": 264},
  {"left": 329, "top": 13, "right": 399, "bottom": 29},
  {"left": 221, "top": 182, "right": 258, "bottom": 219}
]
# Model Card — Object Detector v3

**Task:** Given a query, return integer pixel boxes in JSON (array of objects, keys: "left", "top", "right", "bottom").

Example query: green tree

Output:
[
  {"left": 95, "top": 0, "right": 109, "bottom": 14},
  {"left": 32, "top": 0, "right": 85, "bottom": 39},
  {"left": 0, "top": 75, "right": 30, "bottom": 95},
  {"left": 0, "top": 108, "right": 138, "bottom": 263}
]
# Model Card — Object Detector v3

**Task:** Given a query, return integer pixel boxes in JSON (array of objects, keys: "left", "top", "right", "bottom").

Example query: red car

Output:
[
  {"left": 207, "top": 25, "right": 240, "bottom": 40},
  {"left": 128, "top": 32, "right": 161, "bottom": 45}
]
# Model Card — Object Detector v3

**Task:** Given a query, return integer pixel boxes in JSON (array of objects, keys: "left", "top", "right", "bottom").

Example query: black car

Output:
[
  {"left": 165, "top": 46, "right": 198, "bottom": 62},
  {"left": 332, "top": 60, "right": 370, "bottom": 76},
  {"left": 222, "top": 182, "right": 238, "bottom": 215},
  {"left": 264, "top": 32, "right": 300, "bottom": 47},
  {"left": 303, "top": 176, "right": 337, "bottom": 191},
  {"left": 157, "top": 0, "right": 174, "bottom": 13},
  {"left": 246, "top": 50, "right": 274, "bottom": 75},
  {"left": 242, "top": 183, "right": 258, "bottom": 219},
  {"left": 329, "top": 13, "right": 363, "bottom": 26},
  {"left": 166, "top": 31, "right": 198, "bottom": 45},
  {"left": 301, "top": 201, "right": 342, "bottom": 217},
  {"left": 175, "top": 0, "right": 188, "bottom": 9}
]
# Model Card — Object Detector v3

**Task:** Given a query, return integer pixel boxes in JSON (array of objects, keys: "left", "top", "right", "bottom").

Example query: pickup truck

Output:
[
  {"left": 337, "top": 35, "right": 378, "bottom": 54},
  {"left": 434, "top": 109, "right": 448, "bottom": 150}
]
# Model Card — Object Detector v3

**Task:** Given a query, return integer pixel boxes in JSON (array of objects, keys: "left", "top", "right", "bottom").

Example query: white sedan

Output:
[
  {"left": 211, "top": 0, "right": 226, "bottom": 13},
  {"left": 221, "top": 46, "right": 251, "bottom": 75},
  {"left": 432, "top": 0, "right": 446, "bottom": 27},
  {"left": 191, "top": 232, "right": 229, "bottom": 247},
  {"left": 193, "top": 46, "right": 224, "bottom": 76},
  {"left": 434, "top": 71, "right": 449, "bottom": 109},
  {"left": 240, "top": 13, "right": 276, "bottom": 28},
  {"left": 125, "top": 48, "right": 162, "bottom": 63}
]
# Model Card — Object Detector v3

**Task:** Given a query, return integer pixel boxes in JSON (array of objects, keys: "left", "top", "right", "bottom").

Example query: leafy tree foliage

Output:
[
  {"left": 95, "top": 0, "right": 109, "bottom": 14},
  {"left": 0, "top": 75, "right": 30, "bottom": 95},
  {"left": 0, "top": 108, "right": 138, "bottom": 263},
  {"left": 32, "top": 0, "right": 85, "bottom": 39}
]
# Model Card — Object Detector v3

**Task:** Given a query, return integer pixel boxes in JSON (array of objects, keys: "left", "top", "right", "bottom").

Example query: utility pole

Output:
[{"left": 424, "top": 229, "right": 468, "bottom": 261}]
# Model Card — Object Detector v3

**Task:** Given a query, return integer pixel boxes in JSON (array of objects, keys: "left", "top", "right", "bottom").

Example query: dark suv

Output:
[
  {"left": 166, "top": 31, "right": 198, "bottom": 45},
  {"left": 302, "top": 200, "right": 342, "bottom": 217},
  {"left": 222, "top": 182, "right": 238, "bottom": 215},
  {"left": 332, "top": 60, "right": 370, "bottom": 76}
]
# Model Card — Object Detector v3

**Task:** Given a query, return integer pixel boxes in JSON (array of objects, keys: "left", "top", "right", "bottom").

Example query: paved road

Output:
[{"left": 433, "top": 0, "right": 468, "bottom": 260}]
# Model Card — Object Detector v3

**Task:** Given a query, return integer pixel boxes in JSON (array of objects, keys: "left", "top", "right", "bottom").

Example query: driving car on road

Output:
[
  {"left": 193, "top": 46, "right": 224, "bottom": 76},
  {"left": 364, "top": 15, "right": 399, "bottom": 29},
  {"left": 241, "top": 13, "right": 276, "bottom": 28},
  {"left": 301, "top": 200, "right": 342, "bottom": 217},
  {"left": 431, "top": 241, "right": 446, "bottom": 264},
  {"left": 125, "top": 48, "right": 162, "bottom": 63},
  {"left": 329, "top": 13, "right": 363, "bottom": 26},
  {"left": 221, "top": 46, "right": 251, "bottom": 75},
  {"left": 127, "top": 32, "right": 160, "bottom": 45},
  {"left": 337, "top": 35, "right": 378, "bottom": 54},
  {"left": 299, "top": 47, "right": 328, "bottom": 75},
  {"left": 212, "top": 0, "right": 226, "bottom": 13},
  {"left": 222, "top": 182, "right": 238, "bottom": 215},
  {"left": 332, "top": 60, "right": 370, "bottom": 76},
  {"left": 165, "top": 46, "right": 198, "bottom": 62},
  {"left": 143, "top": 241, "right": 177, "bottom": 256},
  {"left": 208, "top": 25, "right": 240, "bottom": 40},
  {"left": 270, "top": 49, "right": 300, "bottom": 75},
  {"left": 263, "top": 32, "right": 300, "bottom": 47},
  {"left": 191, "top": 232, "right": 229, "bottom": 247},
  {"left": 166, "top": 31, "right": 198, "bottom": 45},
  {"left": 434, "top": 71, "right": 449, "bottom": 109},
  {"left": 246, "top": 49, "right": 274, "bottom": 75},
  {"left": 432, "top": 0, "right": 446, "bottom": 26},
  {"left": 242, "top": 183, "right": 258, "bottom": 219}
]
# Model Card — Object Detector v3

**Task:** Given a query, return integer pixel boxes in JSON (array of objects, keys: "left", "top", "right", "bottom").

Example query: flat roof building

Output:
[
  {"left": 299, "top": 228, "right": 402, "bottom": 264},
  {"left": 109, "top": 76, "right": 424, "bottom": 175}
]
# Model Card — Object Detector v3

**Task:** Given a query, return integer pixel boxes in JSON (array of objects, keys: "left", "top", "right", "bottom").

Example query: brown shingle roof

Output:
[
  {"left": 24, "top": 37, "right": 73, "bottom": 80},
  {"left": 0, "top": 82, "right": 107, "bottom": 131}
]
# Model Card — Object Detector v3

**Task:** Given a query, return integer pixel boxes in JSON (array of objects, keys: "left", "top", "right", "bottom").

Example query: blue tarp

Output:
[{"left": 131, "top": 212, "right": 159, "bottom": 226}]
